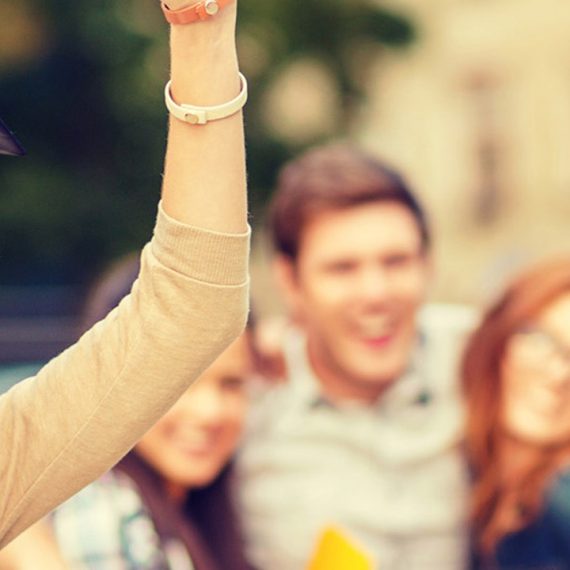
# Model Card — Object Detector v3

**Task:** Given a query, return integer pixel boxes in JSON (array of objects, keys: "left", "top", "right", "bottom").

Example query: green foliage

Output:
[
  {"left": 0, "top": 0, "right": 415, "bottom": 285},
  {"left": 239, "top": 0, "right": 416, "bottom": 207}
]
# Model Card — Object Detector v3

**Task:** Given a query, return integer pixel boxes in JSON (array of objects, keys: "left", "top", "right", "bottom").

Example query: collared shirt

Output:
[
  {"left": 236, "top": 304, "right": 477, "bottom": 570},
  {"left": 51, "top": 470, "right": 194, "bottom": 570}
]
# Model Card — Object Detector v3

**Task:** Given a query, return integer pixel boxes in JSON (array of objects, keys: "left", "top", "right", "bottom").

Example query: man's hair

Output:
[{"left": 268, "top": 144, "right": 430, "bottom": 260}]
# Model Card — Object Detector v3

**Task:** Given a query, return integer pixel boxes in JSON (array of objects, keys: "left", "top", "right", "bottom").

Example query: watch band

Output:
[
  {"left": 165, "top": 73, "right": 248, "bottom": 125},
  {"left": 161, "top": 0, "right": 233, "bottom": 25}
]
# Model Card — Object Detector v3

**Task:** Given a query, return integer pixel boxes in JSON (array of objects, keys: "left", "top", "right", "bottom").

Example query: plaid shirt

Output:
[{"left": 51, "top": 470, "right": 194, "bottom": 570}]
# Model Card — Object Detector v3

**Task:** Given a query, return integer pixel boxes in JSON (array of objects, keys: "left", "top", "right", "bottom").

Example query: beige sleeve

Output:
[{"left": 0, "top": 204, "right": 250, "bottom": 547}]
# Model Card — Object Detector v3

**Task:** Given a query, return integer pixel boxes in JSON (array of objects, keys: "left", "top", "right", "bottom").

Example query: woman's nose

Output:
[
  {"left": 177, "top": 384, "right": 226, "bottom": 425},
  {"left": 544, "top": 353, "right": 570, "bottom": 389}
]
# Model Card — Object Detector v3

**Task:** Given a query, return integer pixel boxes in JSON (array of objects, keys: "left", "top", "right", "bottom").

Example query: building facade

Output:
[{"left": 359, "top": 0, "right": 570, "bottom": 302}]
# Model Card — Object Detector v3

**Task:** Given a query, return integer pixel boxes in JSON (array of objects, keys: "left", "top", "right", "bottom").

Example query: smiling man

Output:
[{"left": 236, "top": 145, "right": 476, "bottom": 570}]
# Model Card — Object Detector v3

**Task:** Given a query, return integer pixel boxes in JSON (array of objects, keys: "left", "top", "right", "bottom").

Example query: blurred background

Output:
[{"left": 0, "top": 0, "right": 569, "bottom": 365}]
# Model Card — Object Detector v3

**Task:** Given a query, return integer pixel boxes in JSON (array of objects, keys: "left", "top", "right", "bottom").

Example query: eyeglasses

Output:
[{"left": 512, "top": 325, "right": 570, "bottom": 376}]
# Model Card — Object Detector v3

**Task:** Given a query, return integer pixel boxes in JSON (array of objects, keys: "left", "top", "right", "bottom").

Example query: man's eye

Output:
[
  {"left": 221, "top": 376, "right": 246, "bottom": 391},
  {"left": 325, "top": 261, "right": 356, "bottom": 274},
  {"left": 384, "top": 254, "right": 414, "bottom": 268}
]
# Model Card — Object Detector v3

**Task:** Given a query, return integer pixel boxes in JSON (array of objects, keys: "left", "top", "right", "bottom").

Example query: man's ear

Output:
[
  {"left": 272, "top": 254, "right": 301, "bottom": 311},
  {"left": 422, "top": 252, "right": 435, "bottom": 297}
]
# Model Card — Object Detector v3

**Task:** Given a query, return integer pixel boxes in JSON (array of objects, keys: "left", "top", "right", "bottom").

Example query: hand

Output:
[
  {"left": 254, "top": 317, "right": 290, "bottom": 382},
  {"left": 162, "top": 0, "right": 237, "bottom": 36},
  {"left": 161, "top": 0, "right": 237, "bottom": 17},
  {"left": 161, "top": 0, "right": 192, "bottom": 9}
]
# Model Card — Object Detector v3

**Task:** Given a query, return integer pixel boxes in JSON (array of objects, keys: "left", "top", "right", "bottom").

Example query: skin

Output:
[
  {"left": 135, "top": 335, "right": 252, "bottom": 502},
  {"left": 0, "top": 521, "right": 67, "bottom": 570},
  {"left": 0, "top": 0, "right": 248, "bottom": 550},
  {"left": 163, "top": 1, "right": 247, "bottom": 234},
  {"left": 502, "top": 292, "right": 570, "bottom": 445},
  {"left": 276, "top": 202, "right": 431, "bottom": 403}
]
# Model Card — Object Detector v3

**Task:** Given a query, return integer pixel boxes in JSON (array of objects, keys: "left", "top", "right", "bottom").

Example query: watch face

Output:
[
  {"left": 0, "top": 117, "right": 26, "bottom": 157},
  {"left": 205, "top": 0, "right": 219, "bottom": 15}
]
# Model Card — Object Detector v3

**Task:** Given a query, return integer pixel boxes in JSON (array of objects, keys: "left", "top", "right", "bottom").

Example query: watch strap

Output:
[{"left": 161, "top": 0, "right": 234, "bottom": 25}]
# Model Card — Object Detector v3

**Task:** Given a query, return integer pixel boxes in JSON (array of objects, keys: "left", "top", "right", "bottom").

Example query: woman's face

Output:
[
  {"left": 135, "top": 334, "right": 252, "bottom": 497},
  {"left": 502, "top": 292, "right": 570, "bottom": 445}
]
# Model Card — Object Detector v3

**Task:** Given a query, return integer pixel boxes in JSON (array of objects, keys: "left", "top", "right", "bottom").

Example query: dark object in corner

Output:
[{"left": 0, "top": 117, "right": 26, "bottom": 157}]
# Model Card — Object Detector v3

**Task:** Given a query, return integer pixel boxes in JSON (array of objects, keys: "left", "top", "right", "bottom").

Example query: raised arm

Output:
[
  {"left": 162, "top": 0, "right": 246, "bottom": 233},
  {"left": 0, "top": 1, "right": 249, "bottom": 546}
]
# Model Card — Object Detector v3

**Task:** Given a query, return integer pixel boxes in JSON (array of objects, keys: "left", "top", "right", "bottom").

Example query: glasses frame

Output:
[{"left": 512, "top": 324, "right": 570, "bottom": 376}]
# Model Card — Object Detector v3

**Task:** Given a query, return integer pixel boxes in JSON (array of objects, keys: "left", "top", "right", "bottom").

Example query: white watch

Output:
[{"left": 164, "top": 73, "right": 248, "bottom": 125}]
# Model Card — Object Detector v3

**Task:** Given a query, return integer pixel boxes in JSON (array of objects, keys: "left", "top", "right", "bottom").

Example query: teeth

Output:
[
  {"left": 173, "top": 441, "right": 213, "bottom": 455},
  {"left": 361, "top": 325, "right": 389, "bottom": 336},
  {"left": 172, "top": 433, "right": 213, "bottom": 449},
  {"left": 357, "top": 318, "right": 393, "bottom": 337}
]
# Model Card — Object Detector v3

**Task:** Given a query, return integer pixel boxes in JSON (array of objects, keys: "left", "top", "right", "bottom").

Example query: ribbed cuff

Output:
[{"left": 152, "top": 201, "right": 250, "bottom": 286}]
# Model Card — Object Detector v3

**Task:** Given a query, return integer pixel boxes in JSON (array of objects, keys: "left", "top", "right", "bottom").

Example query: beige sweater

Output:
[{"left": 0, "top": 204, "right": 250, "bottom": 547}]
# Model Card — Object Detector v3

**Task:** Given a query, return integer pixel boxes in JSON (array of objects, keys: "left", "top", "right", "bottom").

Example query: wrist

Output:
[
  {"left": 170, "top": 28, "right": 237, "bottom": 75},
  {"left": 163, "top": 0, "right": 236, "bottom": 27},
  {"left": 167, "top": 2, "right": 238, "bottom": 105},
  {"left": 169, "top": 5, "right": 236, "bottom": 54},
  {"left": 170, "top": 32, "right": 239, "bottom": 106}
]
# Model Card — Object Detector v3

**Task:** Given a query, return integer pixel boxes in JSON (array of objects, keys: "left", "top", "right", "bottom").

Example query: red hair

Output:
[{"left": 463, "top": 256, "right": 570, "bottom": 556}]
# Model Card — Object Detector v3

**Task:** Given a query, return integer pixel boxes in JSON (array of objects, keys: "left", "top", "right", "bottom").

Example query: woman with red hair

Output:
[{"left": 463, "top": 257, "right": 570, "bottom": 568}]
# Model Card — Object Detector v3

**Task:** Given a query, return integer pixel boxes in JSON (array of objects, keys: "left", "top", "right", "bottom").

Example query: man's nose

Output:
[{"left": 357, "top": 266, "right": 392, "bottom": 303}]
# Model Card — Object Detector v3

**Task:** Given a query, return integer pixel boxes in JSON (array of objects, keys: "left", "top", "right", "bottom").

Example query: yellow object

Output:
[{"left": 307, "top": 526, "right": 374, "bottom": 570}]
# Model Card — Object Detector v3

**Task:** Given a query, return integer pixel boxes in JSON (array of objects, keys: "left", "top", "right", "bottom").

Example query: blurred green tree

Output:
[
  {"left": 239, "top": 0, "right": 416, "bottom": 208},
  {"left": 0, "top": 0, "right": 415, "bottom": 286}
]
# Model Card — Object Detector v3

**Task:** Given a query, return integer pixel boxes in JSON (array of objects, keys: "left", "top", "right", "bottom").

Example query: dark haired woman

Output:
[
  {"left": 49, "top": 255, "right": 254, "bottom": 570},
  {"left": 4, "top": 254, "right": 255, "bottom": 569},
  {"left": 0, "top": 0, "right": 249, "bottom": 547}
]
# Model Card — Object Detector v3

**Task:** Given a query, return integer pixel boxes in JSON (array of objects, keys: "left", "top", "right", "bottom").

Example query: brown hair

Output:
[
  {"left": 79, "top": 253, "right": 141, "bottom": 334},
  {"left": 268, "top": 144, "right": 430, "bottom": 261},
  {"left": 463, "top": 256, "right": 570, "bottom": 556}
]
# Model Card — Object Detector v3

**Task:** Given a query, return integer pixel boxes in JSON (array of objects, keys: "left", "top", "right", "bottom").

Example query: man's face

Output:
[{"left": 277, "top": 202, "right": 431, "bottom": 402}]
